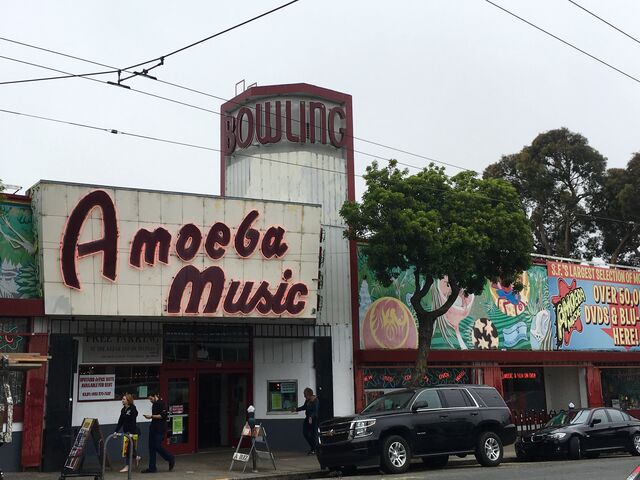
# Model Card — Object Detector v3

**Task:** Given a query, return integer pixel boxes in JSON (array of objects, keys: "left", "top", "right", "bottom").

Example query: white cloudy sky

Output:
[{"left": 1, "top": 0, "right": 639, "bottom": 198}]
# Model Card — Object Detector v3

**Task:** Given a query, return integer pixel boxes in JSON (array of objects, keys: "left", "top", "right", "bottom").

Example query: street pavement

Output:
[{"left": 5, "top": 445, "right": 640, "bottom": 480}]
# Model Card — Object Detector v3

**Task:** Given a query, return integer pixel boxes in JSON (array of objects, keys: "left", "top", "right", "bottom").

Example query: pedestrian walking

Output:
[
  {"left": 141, "top": 393, "right": 175, "bottom": 473},
  {"left": 114, "top": 393, "right": 140, "bottom": 473},
  {"left": 293, "top": 388, "right": 319, "bottom": 455}
]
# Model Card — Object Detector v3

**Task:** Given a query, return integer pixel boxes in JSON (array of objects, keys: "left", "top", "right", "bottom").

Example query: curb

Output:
[{"left": 227, "top": 456, "right": 522, "bottom": 480}]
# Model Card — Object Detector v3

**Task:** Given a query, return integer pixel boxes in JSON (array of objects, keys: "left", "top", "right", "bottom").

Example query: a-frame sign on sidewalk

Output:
[{"left": 229, "top": 422, "right": 277, "bottom": 473}]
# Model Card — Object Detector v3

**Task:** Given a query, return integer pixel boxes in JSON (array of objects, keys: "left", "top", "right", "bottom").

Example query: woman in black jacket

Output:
[
  {"left": 115, "top": 393, "right": 139, "bottom": 472},
  {"left": 294, "top": 388, "right": 319, "bottom": 454}
]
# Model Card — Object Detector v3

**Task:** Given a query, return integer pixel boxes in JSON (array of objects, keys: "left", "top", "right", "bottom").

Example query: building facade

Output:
[
  {"left": 1, "top": 82, "right": 639, "bottom": 471},
  {"left": 355, "top": 250, "right": 640, "bottom": 419}
]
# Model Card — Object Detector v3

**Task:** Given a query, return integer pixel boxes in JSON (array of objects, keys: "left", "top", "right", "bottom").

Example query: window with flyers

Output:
[
  {"left": 78, "top": 365, "right": 159, "bottom": 401},
  {"left": 267, "top": 380, "right": 297, "bottom": 413}
]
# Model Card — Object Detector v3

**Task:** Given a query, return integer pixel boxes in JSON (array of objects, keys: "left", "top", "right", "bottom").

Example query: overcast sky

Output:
[{"left": 2, "top": 0, "right": 639, "bottom": 199}]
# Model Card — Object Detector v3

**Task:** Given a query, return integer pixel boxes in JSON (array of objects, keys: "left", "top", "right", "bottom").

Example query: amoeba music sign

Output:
[{"left": 34, "top": 181, "right": 321, "bottom": 318}]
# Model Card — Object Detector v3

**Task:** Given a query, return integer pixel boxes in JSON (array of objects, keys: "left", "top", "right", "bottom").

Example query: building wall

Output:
[
  {"left": 223, "top": 89, "right": 356, "bottom": 417},
  {"left": 544, "top": 367, "right": 583, "bottom": 412}
]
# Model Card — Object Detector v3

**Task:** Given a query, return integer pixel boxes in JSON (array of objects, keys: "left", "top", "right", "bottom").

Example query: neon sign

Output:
[{"left": 59, "top": 190, "right": 310, "bottom": 316}]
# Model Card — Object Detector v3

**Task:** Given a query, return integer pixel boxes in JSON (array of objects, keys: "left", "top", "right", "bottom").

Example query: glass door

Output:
[{"left": 163, "top": 371, "right": 196, "bottom": 455}]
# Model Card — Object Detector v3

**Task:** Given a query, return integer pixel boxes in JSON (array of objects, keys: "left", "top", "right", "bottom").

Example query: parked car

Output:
[
  {"left": 316, "top": 385, "right": 516, "bottom": 474},
  {"left": 515, "top": 407, "right": 640, "bottom": 460}
]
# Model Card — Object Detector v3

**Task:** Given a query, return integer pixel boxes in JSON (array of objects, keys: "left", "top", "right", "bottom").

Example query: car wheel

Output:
[
  {"left": 475, "top": 431, "right": 503, "bottom": 467},
  {"left": 568, "top": 436, "right": 582, "bottom": 460},
  {"left": 380, "top": 435, "right": 411, "bottom": 474},
  {"left": 422, "top": 455, "right": 449, "bottom": 469},
  {"left": 630, "top": 433, "right": 640, "bottom": 456}
]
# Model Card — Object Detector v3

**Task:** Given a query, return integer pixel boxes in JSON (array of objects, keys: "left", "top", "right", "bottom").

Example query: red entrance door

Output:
[{"left": 162, "top": 371, "right": 196, "bottom": 455}]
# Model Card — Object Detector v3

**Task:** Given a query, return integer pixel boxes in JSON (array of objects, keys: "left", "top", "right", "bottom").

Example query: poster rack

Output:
[
  {"left": 229, "top": 423, "right": 276, "bottom": 473},
  {"left": 58, "top": 418, "right": 108, "bottom": 480}
]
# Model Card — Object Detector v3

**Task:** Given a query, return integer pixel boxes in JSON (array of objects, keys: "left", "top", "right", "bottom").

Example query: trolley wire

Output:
[
  {"left": 485, "top": 0, "right": 640, "bottom": 85},
  {"left": 3, "top": 106, "right": 638, "bottom": 228},
  {"left": 568, "top": 0, "right": 640, "bottom": 47}
]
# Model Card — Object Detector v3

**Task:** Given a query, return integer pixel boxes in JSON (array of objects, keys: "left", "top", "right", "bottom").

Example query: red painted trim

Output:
[
  {"left": 356, "top": 348, "right": 640, "bottom": 364},
  {"left": 21, "top": 333, "right": 48, "bottom": 468},
  {"left": 219, "top": 83, "right": 354, "bottom": 196},
  {"left": 0, "top": 299, "right": 44, "bottom": 316},
  {"left": 0, "top": 193, "right": 30, "bottom": 203},
  {"left": 586, "top": 366, "right": 604, "bottom": 407},
  {"left": 221, "top": 83, "right": 352, "bottom": 112},
  {"left": 220, "top": 105, "right": 226, "bottom": 196}
]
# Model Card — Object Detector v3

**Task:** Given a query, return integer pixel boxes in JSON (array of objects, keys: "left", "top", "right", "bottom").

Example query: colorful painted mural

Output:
[
  {"left": 548, "top": 261, "right": 640, "bottom": 351},
  {"left": 0, "top": 197, "right": 39, "bottom": 299},
  {"left": 357, "top": 248, "right": 553, "bottom": 351}
]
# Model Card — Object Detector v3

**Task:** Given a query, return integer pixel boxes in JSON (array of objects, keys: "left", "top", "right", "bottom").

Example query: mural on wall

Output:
[
  {"left": 548, "top": 261, "right": 640, "bottom": 351},
  {"left": 358, "top": 247, "right": 553, "bottom": 351},
  {"left": 0, "top": 197, "right": 38, "bottom": 299}
]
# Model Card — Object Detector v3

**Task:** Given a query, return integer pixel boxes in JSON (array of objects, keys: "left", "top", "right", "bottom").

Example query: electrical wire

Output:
[
  {"left": 485, "top": 0, "right": 640, "bottom": 85},
  {"left": 0, "top": 49, "right": 471, "bottom": 175},
  {"left": 2, "top": 106, "right": 637, "bottom": 227},
  {"left": 0, "top": 54, "right": 462, "bottom": 175},
  {"left": 568, "top": 0, "right": 640, "bottom": 46},
  {"left": 0, "top": 0, "right": 300, "bottom": 85},
  {"left": 124, "top": 0, "right": 299, "bottom": 70}
]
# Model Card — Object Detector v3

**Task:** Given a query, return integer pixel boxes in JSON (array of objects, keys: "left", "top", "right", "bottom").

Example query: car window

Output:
[
  {"left": 470, "top": 388, "right": 506, "bottom": 408},
  {"left": 441, "top": 389, "right": 474, "bottom": 408},
  {"left": 412, "top": 389, "right": 442, "bottom": 410},
  {"left": 607, "top": 409, "right": 625, "bottom": 422},
  {"left": 591, "top": 409, "right": 609, "bottom": 424},
  {"left": 361, "top": 391, "right": 414, "bottom": 414},
  {"left": 545, "top": 409, "right": 589, "bottom": 427}
]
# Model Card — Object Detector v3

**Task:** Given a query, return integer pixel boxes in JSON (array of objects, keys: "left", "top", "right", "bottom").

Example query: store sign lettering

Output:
[
  {"left": 223, "top": 100, "right": 348, "bottom": 154},
  {"left": 60, "top": 190, "right": 309, "bottom": 316},
  {"left": 552, "top": 278, "right": 586, "bottom": 347}
]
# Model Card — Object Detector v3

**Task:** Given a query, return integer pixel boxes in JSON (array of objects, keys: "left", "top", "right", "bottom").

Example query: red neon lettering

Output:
[
  {"left": 61, "top": 190, "right": 118, "bottom": 289},
  {"left": 234, "top": 210, "right": 260, "bottom": 257}
]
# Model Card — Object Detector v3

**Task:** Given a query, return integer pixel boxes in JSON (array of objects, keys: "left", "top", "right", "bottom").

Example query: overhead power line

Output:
[
  {"left": 568, "top": 0, "right": 640, "bottom": 46},
  {"left": 3, "top": 106, "right": 638, "bottom": 227},
  {"left": 485, "top": 0, "right": 640, "bottom": 85},
  {"left": 125, "top": 0, "right": 300, "bottom": 70},
  {"left": 0, "top": 51, "right": 469, "bottom": 174},
  {"left": 0, "top": 0, "right": 299, "bottom": 86}
]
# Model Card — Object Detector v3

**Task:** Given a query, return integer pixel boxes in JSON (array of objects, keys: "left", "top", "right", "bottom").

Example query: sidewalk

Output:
[{"left": 5, "top": 445, "right": 518, "bottom": 480}]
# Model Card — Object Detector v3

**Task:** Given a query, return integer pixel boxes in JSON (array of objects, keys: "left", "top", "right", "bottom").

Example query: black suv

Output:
[{"left": 317, "top": 385, "right": 516, "bottom": 474}]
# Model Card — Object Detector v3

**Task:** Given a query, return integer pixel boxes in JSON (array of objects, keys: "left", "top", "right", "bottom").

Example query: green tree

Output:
[
  {"left": 340, "top": 161, "right": 532, "bottom": 382},
  {"left": 595, "top": 153, "right": 640, "bottom": 266},
  {"left": 484, "top": 128, "right": 606, "bottom": 259}
]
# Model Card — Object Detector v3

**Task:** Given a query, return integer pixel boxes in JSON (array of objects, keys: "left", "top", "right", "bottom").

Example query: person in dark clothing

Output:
[
  {"left": 293, "top": 387, "right": 319, "bottom": 454},
  {"left": 141, "top": 393, "right": 175, "bottom": 473},
  {"left": 114, "top": 393, "right": 139, "bottom": 473}
]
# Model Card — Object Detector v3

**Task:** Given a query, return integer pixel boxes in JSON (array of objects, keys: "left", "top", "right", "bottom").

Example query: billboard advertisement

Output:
[
  {"left": 357, "top": 248, "right": 553, "bottom": 351},
  {"left": 547, "top": 261, "right": 640, "bottom": 351}
]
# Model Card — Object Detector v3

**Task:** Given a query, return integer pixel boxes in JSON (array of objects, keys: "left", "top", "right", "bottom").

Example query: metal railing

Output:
[{"left": 512, "top": 409, "right": 558, "bottom": 434}]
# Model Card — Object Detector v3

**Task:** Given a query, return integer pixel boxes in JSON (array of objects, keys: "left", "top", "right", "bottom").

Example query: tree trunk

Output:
[
  {"left": 409, "top": 276, "right": 461, "bottom": 387},
  {"left": 611, "top": 225, "right": 640, "bottom": 264},
  {"left": 413, "top": 310, "right": 436, "bottom": 387}
]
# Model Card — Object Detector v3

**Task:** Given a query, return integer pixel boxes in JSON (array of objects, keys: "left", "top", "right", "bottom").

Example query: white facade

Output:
[
  {"left": 223, "top": 86, "right": 356, "bottom": 417},
  {"left": 31, "top": 181, "right": 321, "bottom": 320}
]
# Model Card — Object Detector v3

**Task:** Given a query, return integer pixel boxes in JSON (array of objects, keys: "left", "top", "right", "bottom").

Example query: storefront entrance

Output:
[
  {"left": 501, "top": 367, "right": 546, "bottom": 413},
  {"left": 162, "top": 369, "right": 250, "bottom": 455}
]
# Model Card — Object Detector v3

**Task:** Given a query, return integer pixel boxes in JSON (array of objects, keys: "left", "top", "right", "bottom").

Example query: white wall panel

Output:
[
  {"left": 225, "top": 107, "right": 356, "bottom": 415},
  {"left": 253, "top": 338, "right": 315, "bottom": 419}
]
